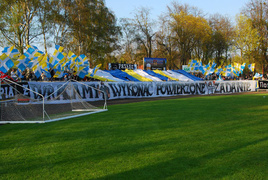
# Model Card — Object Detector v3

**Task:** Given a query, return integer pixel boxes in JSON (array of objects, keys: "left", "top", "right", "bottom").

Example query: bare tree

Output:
[
  {"left": 132, "top": 7, "right": 156, "bottom": 58},
  {"left": 118, "top": 18, "right": 137, "bottom": 64},
  {"left": 155, "top": 13, "right": 179, "bottom": 69},
  {"left": 208, "top": 14, "right": 235, "bottom": 65}
]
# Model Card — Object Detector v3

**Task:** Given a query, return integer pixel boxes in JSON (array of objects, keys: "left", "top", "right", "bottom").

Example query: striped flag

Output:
[
  {"left": 33, "top": 66, "right": 49, "bottom": 79},
  {"left": 65, "top": 51, "right": 77, "bottom": 66},
  {"left": 2, "top": 45, "right": 20, "bottom": 59},
  {"left": 49, "top": 45, "right": 65, "bottom": 68},
  {"left": 0, "top": 53, "right": 14, "bottom": 73},
  {"left": 15, "top": 55, "right": 31, "bottom": 71},
  {"left": 77, "top": 54, "right": 89, "bottom": 66},
  {"left": 53, "top": 63, "right": 64, "bottom": 79},
  {"left": 90, "top": 64, "right": 101, "bottom": 77},
  {"left": 39, "top": 53, "right": 50, "bottom": 70},
  {"left": 254, "top": 72, "right": 262, "bottom": 79},
  {"left": 24, "top": 45, "right": 43, "bottom": 60},
  {"left": 248, "top": 63, "right": 255, "bottom": 72},
  {"left": 76, "top": 66, "right": 89, "bottom": 78},
  {"left": 240, "top": 63, "right": 246, "bottom": 73}
]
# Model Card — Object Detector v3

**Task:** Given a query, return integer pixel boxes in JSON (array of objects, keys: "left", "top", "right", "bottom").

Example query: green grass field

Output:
[{"left": 1, "top": 93, "right": 268, "bottom": 179}]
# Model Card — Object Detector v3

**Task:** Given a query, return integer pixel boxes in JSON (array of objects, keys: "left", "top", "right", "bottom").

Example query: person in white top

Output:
[
  {"left": 41, "top": 72, "right": 47, "bottom": 81},
  {"left": 10, "top": 69, "right": 17, "bottom": 80}
]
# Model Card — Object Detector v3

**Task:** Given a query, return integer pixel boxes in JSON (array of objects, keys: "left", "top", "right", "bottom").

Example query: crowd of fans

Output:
[{"left": 192, "top": 72, "right": 267, "bottom": 81}]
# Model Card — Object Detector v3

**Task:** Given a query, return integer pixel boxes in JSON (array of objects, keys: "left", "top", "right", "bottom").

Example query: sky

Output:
[
  {"left": 0, "top": 0, "right": 249, "bottom": 53},
  {"left": 106, "top": 0, "right": 249, "bottom": 23}
]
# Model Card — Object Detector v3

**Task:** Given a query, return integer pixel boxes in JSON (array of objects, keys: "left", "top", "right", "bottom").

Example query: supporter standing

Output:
[
  {"left": 41, "top": 72, "right": 46, "bottom": 81},
  {"left": 72, "top": 71, "right": 80, "bottom": 81},
  {"left": 25, "top": 67, "right": 31, "bottom": 81},
  {"left": 10, "top": 69, "right": 17, "bottom": 81},
  {"left": 63, "top": 74, "right": 68, "bottom": 81},
  {"left": 49, "top": 67, "right": 55, "bottom": 81}
]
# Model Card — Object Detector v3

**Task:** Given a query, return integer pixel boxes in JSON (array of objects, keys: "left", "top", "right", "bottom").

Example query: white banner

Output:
[{"left": 0, "top": 81, "right": 257, "bottom": 103}]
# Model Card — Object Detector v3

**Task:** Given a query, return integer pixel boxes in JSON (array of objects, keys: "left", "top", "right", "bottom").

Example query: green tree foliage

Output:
[
  {"left": 243, "top": 0, "right": 268, "bottom": 73},
  {"left": 0, "top": 0, "right": 39, "bottom": 53},
  {"left": 58, "top": 0, "right": 120, "bottom": 66},
  {"left": 0, "top": 0, "right": 120, "bottom": 68},
  {"left": 169, "top": 10, "right": 212, "bottom": 67},
  {"left": 0, "top": 0, "right": 58, "bottom": 54},
  {"left": 234, "top": 14, "right": 260, "bottom": 64},
  {"left": 208, "top": 14, "right": 234, "bottom": 66}
]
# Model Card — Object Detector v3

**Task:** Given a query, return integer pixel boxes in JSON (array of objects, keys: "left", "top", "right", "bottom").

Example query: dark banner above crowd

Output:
[
  {"left": 143, "top": 58, "right": 167, "bottom": 70},
  {"left": 108, "top": 63, "right": 137, "bottom": 70}
]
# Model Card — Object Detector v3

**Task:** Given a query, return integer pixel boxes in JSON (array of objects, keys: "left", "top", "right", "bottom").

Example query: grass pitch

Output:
[{"left": 0, "top": 93, "right": 268, "bottom": 179}]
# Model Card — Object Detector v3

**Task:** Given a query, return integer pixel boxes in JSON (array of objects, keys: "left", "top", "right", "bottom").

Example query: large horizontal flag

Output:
[{"left": 153, "top": 69, "right": 178, "bottom": 81}]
